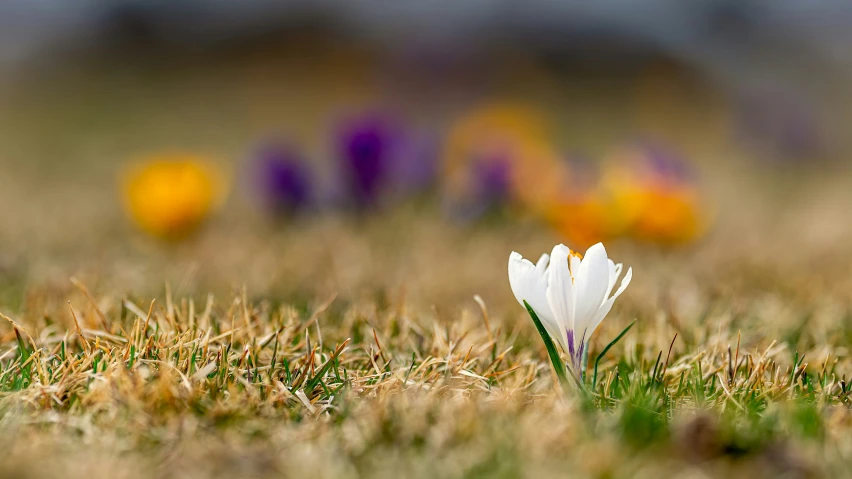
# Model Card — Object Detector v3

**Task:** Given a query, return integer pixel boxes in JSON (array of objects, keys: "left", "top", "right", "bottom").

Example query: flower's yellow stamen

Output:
[{"left": 567, "top": 250, "right": 582, "bottom": 284}]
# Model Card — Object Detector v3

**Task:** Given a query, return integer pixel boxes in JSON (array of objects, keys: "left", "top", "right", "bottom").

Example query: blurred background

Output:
[{"left": 1, "top": 0, "right": 851, "bottom": 317}]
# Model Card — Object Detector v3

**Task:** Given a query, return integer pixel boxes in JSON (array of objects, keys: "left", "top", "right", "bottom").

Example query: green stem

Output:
[
  {"left": 524, "top": 301, "right": 570, "bottom": 392},
  {"left": 523, "top": 301, "right": 590, "bottom": 397}
]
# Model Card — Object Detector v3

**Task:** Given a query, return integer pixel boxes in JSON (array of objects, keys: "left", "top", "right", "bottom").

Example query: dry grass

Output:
[
  {"left": 0, "top": 177, "right": 851, "bottom": 478},
  {"left": 2, "top": 55, "right": 852, "bottom": 479}
]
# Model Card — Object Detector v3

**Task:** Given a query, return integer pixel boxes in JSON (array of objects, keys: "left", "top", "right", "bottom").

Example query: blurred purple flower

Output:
[
  {"left": 473, "top": 154, "right": 512, "bottom": 203},
  {"left": 389, "top": 131, "right": 438, "bottom": 195},
  {"left": 336, "top": 114, "right": 396, "bottom": 206},
  {"left": 635, "top": 140, "right": 694, "bottom": 183},
  {"left": 252, "top": 144, "right": 313, "bottom": 215},
  {"left": 736, "top": 92, "right": 824, "bottom": 161},
  {"left": 335, "top": 112, "right": 437, "bottom": 207},
  {"left": 562, "top": 152, "right": 598, "bottom": 189},
  {"left": 444, "top": 153, "right": 512, "bottom": 222}
]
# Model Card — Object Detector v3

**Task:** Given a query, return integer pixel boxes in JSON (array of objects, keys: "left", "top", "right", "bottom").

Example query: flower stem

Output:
[{"left": 523, "top": 301, "right": 570, "bottom": 392}]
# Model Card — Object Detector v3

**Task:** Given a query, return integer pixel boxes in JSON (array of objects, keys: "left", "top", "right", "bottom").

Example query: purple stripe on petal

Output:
[
  {"left": 566, "top": 329, "right": 587, "bottom": 371},
  {"left": 567, "top": 329, "right": 576, "bottom": 361}
]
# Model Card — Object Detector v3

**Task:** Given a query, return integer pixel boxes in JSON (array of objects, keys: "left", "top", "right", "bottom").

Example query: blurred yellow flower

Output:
[
  {"left": 620, "top": 186, "right": 704, "bottom": 244},
  {"left": 442, "top": 103, "right": 569, "bottom": 214},
  {"left": 602, "top": 146, "right": 707, "bottom": 245},
  {"left": 121, "top": 154, "right": 227, "bottom": 239}
]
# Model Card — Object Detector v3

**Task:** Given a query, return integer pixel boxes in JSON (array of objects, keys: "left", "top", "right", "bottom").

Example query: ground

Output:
[{"left": 0, "top": 50, "right": 850, "bottom": 478}]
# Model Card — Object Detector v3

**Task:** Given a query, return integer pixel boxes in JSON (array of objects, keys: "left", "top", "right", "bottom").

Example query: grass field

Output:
[{"left": 1, "top": 54, "right": 851, "bottom": 478}]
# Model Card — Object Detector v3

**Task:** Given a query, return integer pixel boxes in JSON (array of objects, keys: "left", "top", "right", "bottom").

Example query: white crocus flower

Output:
[{"left": 508, "top": 242, "right": 632, "bottom": 371}]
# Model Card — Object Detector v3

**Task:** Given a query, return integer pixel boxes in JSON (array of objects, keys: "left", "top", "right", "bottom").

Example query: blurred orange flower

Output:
[
  {"left": 620, "top": 186, "right": 704, "bottom": 244},
  {"left": 121, "top": 154, "right": 227, "bottom": 239},
  {"left": 602, "top": 145, "right": 707, "bottom": 245},
  {"left": 542, "top": 192, "right": 621, "bottom": 248}
]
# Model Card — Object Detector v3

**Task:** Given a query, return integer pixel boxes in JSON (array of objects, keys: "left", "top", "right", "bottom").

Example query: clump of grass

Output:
[{"left": 0, "top": 277, "right": 845, "bottom": 478}]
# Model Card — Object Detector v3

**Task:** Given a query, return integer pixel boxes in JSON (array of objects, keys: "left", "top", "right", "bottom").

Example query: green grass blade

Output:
[
  {"left": 523, "top": 300, "right": 569, "bottom": 391},
  {"left": 593, "top": 320, "right": 636, "bottom": 389},
  {"left": 304, "top": 356, "right": 337, "bottom": 394},
  {"left": 14, "top": 329, "right": 29, "bottom": 365},
  {"left": 14, "top": 329, "right": 31, "bottom": 385}
]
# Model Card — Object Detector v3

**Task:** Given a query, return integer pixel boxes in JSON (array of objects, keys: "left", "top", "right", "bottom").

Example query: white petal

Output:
[
  {"left": 508, "top": 252, "right": 564, "bottom": 350},
  {"left": 586, "top": 266, "right": 633, "bottom": 338},
  {"left": 535, "top": 253, "right": 550, "bottom": 274},
  {"left": 606, "top": 261, "right": 623, "bottom": 298},
  {"left": 546, "top": 244, "right": 574, "bottom": 341},
  {"left": 573, "top": 243, "right": 611, "bottom": 338},
  {"left": 613, "top": 266, "right": 632, "bottom": 299}
]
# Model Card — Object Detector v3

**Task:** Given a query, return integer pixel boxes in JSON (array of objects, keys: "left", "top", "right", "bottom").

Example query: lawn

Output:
[{"left": 0, "top": 51, "right": 849, "bottom": 479}]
